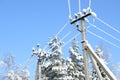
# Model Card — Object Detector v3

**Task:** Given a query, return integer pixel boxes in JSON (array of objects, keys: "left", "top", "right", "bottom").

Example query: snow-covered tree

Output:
[
  {"left": 90, "top": 47, "right": 110, "bottom": 80},
  {"left": 41, "top": 36, "right": 69, "bottom": 80},
  {"left": 0, "top": 54, "right": 30, "bottom": 80},
  {"left": 32, "top": 37, "right": 117, "bottom": 80},
  {"left": 67, "top": 38, "right": 85, "bottom": 80}
]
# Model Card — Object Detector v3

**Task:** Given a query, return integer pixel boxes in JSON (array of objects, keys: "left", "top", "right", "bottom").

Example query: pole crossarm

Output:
[{"left": 70, "top": 13, "right": 91, "bottom": 24}]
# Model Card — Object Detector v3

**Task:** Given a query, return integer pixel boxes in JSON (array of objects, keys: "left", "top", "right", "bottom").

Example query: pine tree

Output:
[
  {"left": 91, "top": 47, "right": 110, "bottom": 80},
  {"left": 41, "top": 36, "right": 68, "bottom": 80},
  {"left": 67, "top": 38, "right": 85, "bottom": 80}
]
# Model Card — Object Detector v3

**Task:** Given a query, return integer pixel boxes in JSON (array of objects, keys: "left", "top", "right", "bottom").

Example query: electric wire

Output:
[
  {"left": 78, "top": 0, "right": 81, "bottom": 12},
  {"left": 87, "top": 21, "right": 120, "bottom": 42},
  {"left": 43, "top": 22, "right": 68, "bottom": 51},
  {"left": 60, "top": 29, "right": 73, "bottom": 42},
  {"left": 28, "top": 57, "right": 37, "bottom": 67},
  {"left": 95, "top": 17, "right": 120, "bottom": 34},
  {"left": 68, "top": 0, "right": 72, "bottom": 17},
  {"left": 23, "top": 55, "right": 34, "bottom": 66},
  {"left": 47, "top": 27, "right": 75, "bottom": 52},
  {"left": 89, "top": 0, "right": 91, "bottom": 8},
  {"left": 51, "top": 33, "right": 80, "bottom": 54},
  {"left": 92, "top": 18, "right": 95, "bottom": 25},
  {"left": 56, "top": 22, "right": 68, "bottom": 36},
  {"left": 62, "top": 33, "right": 80, "bottom": 47},
  {"left": 87, "top": 30, "right": 120, "bottom": 49}
]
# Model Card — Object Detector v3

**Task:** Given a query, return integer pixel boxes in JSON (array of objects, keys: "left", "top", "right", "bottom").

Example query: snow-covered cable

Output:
[
  {"left": 43, "top": 22, "right": 68, "bottom": 51},
  {"left": 28, "top": 57, "right": 36, "bottom": 67},
  {"left": 78, "top": 0, "right": 81, "bottom": 12},
  {"left": 68, "top": 0, "right": 72, "bottom": 17},
  {"left": 23, "top": 56, "right": 33, "bottom": 66},
  {"left": 49, "top": 33, "right": 80, "bottom": 54},
  {"left": 89, "top": 0, "right": 91, "bottom": 8},
  {"left": 63, "top": 33, "right": 80, "bottom": 47},
  {"left": 60, "top": 30, "right": 72, "bottom": 42},
  {"left": 92, "top": 18, "right": 95, "bottom": 25},
  {"left": 56, "top": 22, "right": 68, "bottom": 36},
  {"left": 47, "top": 28, "right": 75, "bottom": 52},
  {"left": 88, "top": 21, "right": 120, "bottom": 42},
  {"left": 95, "top": 17, "right": 120, "bottom": 34},
  {"left": 87, "top": 30, "right": 120, "bottom": 49}
]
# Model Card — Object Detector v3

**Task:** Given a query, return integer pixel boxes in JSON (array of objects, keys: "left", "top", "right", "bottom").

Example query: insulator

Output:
[
  {"left": 69, "top": 16, "right": 73, "bottom": 23},
  {"left": 84, "top": 18, "right": 89, "bottom": 22},
  {"left": 83, "top": 9, "right": 87, "bottom": 14},
  {"left": 91, "top": 12, "right": 97, "bottom": 17},
  {"left": 74, "top": 13, "right": 78, "bottom": 19},
  {"left": 32, "top": 47, "right": 35, "bottom": 52},
  {"left": 86, "top": 7, "right": 91, "bottom": 14},
  {"left": 37, "top": 43, "right": 40, "bottom": 48}
]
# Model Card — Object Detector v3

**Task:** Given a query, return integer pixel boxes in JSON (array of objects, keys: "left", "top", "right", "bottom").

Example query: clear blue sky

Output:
[{"left": 0, "top": 0, "right": 120, "bottom": 79}]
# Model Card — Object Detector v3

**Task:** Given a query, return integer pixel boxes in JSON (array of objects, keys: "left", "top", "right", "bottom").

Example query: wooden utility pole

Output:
[
  {"left": 70, "top": 12, "right": 91, "bottom": 80},
  {"left": 81, "top": 19, "right": 89, "bottom": 80},
  {"left": 32, "top": 44, "right": 45, "bottom": 80},
  {"left": 35, "top": 58, "right": 42, "bottom": 80}
]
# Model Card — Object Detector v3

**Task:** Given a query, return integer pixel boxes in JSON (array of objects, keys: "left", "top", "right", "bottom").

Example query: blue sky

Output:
[{"left": 0, "top": 0, "right": 120, "bottom": 79}]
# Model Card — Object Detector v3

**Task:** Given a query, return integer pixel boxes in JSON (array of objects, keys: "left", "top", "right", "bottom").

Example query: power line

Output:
[
  {"left": 50, "top": 33, "right": 80, "bottom": 54},
  {"left": 95, "top": 17, "right": 120, "bottom": 34},
  {"left": 68, "top": 0, "right": 72, "bottom": 17},
  {"left": 47, "top": 27, "right": 76, "bottom": 52},
  {"left": 89, "top": 0, "right": 91, "bottom": 8},
  {"left": 78, "top": 0, "right": 81, "bottom": 12},
  {"left": 87, "top": 21, "right": 120, "bottom": 42},
  {"left": 59, "top": 28, "right": 74, "bottom": 42},
  {"left": 87, "top": 30, "right": 120, "bottom": 49},
  {"left": 63, "top": 33, "right": 80, "bottom": 47},
  {"left": 43, "top": 22, "right": 68, "bottom": 51},
  {"left": 56, "top": 22, "right": 68, "bottom": 36},
  {"left": 23, "top": 56, "right": 33, "bottom": 66}
]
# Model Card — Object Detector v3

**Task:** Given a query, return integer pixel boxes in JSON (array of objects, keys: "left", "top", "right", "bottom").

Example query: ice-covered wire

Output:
[
  {"left": 78, "top": 0, "right": 81, "bottom": 12},
  {"left": 60, "top": 29, "right": 73, "bottom": 42},
  {"left": 43, "top": 22, "right": 68, "bottom": 50},
  {"left": 89, "top": 0, "right": 91, "bottom": 8},
  {"left": 49, "top": 33, "right": 80, "bottom": 54},
  {"left": 47, "top": 28, "right": 75, "bottom": 52},
  {"left": 29, "top": 57, "right": 36, "bottom": 67},
  {"left": 68, "top": 0, "right": 72, "bottom": 17},
  {"left": 95, "top": 17, "right": 120, "bottom": 34},
  {"left": 56, "top": 22, "right": 68, "bottom": 36},
  {"left": 87, "top": 21, "right": 120, "bottom": 42},
  {"left": 87, "top": 30, "right": 120, "bottom": 49},
  {"left": 23, "top": 56, "right": 33, "bottom": 66},
  {"left": 92, "top": 18, "right": 95, "bottom": 25},
  {"left": 63, "top": 33, "right": 80, "bottom": 47}
]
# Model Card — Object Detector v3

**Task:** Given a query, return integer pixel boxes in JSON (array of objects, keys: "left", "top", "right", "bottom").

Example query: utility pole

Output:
[
  {"left": 35, "top": 58, "right": 42, "bottom": 80},
  {"left": 81, "top": 19, "right": 89, "bottom": 80},
  {"left": 70, "top": 8, "right": 117, "bottom": 79},
  {"left": 70, "top": 9, "right": 91, "bottom": 80},
  {"left": 32, "top": 44, "right": 46, "bottom": 80}
]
